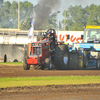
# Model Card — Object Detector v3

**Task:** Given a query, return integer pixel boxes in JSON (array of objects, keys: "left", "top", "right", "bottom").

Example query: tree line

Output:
[
  {"left": 0, "top": 0, "right": 57, "bottom": 30},
  {"left": 0, "top": 0, "right": 33, "bottom": 30},
  {"left": 0, "top": 0, "right": 100, "bottom": 31},
  {"left": 62, "top": 4, "right": 100, "bottom": 31}
]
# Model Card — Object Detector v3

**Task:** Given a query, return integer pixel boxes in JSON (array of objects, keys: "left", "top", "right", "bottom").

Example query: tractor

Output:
[
  {"left": 23, "top": 29, "right": 70, "bottom": 70},
  {"left": 69, "top": 25, "right": 100, "bottom": 70}
]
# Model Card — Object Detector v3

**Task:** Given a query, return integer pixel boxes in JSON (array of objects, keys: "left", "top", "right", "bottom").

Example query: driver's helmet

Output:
[
  {"left": 48, "top": 31, "right": 52, "bottom": 36},
  {"left": 48, "top": 31, "right": 51, "bottom": 33}
]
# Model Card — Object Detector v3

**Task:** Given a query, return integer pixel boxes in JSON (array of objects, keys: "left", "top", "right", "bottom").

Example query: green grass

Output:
[
  {"left": 0, "top": 76, "right": 100, "bottom": 88},
  {"left": 0, "top": 62, "right": 22, "bottom": 66}
]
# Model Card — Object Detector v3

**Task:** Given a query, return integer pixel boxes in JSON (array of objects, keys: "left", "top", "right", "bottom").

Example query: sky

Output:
[{"left": 4, "top": 0, "right": 100, "bottom": 26}]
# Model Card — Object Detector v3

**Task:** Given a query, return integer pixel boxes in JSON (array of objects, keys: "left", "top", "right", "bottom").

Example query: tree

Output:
[
  {"left": 0, "top": 1, "right": 33, "bottom": 29},
  {"left": 20, "top": 1, "right": 33, "bottom": 30},
  {"left": 0, "top": 1, "right": 58, "bottom": 30},
  {"left": 62, "top": 4, "right": 100, "bottom": 31},
  {"left": 10, "top": 1, "right": 18, "bottom": 28},
  {"left": 0, "top": 1, "right": 11, "bottom": 28},
  {"left": 62, "top": 5, "right": 87, "bottom": 31},
  {"left": 48, "top": 13, "right": 57, "bottom": 29},
  {"left": 85, "top": 4, "right": 100, "bottom": 25},
  {"left": 20, "top": 18, "right": 31, "bottom": 30},
  {"left": 0, "top": 0, "right": 3, "bottom": 8}
]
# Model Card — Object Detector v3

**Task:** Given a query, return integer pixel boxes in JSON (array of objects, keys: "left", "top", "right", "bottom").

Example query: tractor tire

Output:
[
  {"left": 83, "top": 57, "right": 88, "bottom": 68},
  {"left": 33, "top": 65, "right": 44, "bottom": 70},
  {"left": 82, "top": 53, "right": 88, "bottom": 68},
  {"left": 77, "top": 51, "right": 83, "bottom": 70},
  {"left": 53, "top": 45, "right": 69, "bottom": 70},
  {"left": 23, "top": 56, "right": 30, "bottom": 70},
  {"left": 44, "top": 58, "right": 53, "bottom": 70},
  {"left": 96, "top": 60, "right": 100, "bottom": 70}
]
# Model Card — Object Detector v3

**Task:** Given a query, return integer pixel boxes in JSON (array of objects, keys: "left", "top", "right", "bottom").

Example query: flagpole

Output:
[
  {"left": 64, "top": 0, "right": 66, "bottom": 31},
  {"left": 32, "top": 8, "right": 34, "bottom": 42},
  {"left": 18, "top": 0, "right": 20, "bottom": 29},
  {"left": 33, "top": 8, "right": 34, "bottom": 30}
]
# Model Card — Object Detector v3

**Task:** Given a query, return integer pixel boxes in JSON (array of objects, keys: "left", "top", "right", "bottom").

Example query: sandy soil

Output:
[{"left": 0, "top": 65, "right": 100, "bottom": 100}]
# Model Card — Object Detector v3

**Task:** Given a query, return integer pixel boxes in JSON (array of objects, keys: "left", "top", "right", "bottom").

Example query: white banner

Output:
[{"left": 57, "top": 31, "right": 84, "bottom": 45}]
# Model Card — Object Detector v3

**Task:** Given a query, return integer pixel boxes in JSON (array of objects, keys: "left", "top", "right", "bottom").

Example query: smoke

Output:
[
  {"left": 39, "top": 0, "right": 61, "bottom": 10},
  {"left": 34, "top": 0, "right": 61, "bottom": 30}
]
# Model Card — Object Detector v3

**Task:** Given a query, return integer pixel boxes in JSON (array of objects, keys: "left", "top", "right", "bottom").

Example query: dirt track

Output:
[
  {"left": 0, "top": 65, "right": 100, "bottom": 100},
  {"left": 0, "top": 65, "right": 100, "bottom": 77}
]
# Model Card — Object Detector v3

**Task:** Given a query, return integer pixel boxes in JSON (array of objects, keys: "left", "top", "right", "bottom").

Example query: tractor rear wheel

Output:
[
  {"left": 23, "top": 56, "right": 30, "bottom": 70},
  {"left": 96, "top": 60, "right": 100, "bottom": 70},
  {"left": 44, "top": 58, "right": 53, "bottom": 70},
  {"left": 53, "top": 45, "right": 69, "bottom": 70},
  {"left": 77, "top": 51, "right": 84, "bottom": 70}
]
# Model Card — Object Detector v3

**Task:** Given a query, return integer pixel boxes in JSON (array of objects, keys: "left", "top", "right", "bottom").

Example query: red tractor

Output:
[{"left": 23, "top": 29, "right": 70, "bottom": 70}]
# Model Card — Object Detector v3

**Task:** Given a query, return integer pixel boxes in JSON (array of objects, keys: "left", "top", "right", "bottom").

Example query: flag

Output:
[
  {"left": 28, "top": 9, "right": 37, "bottom": 41},
  {"left": 28, "top": 26, "right": 33, "bottom": 38},
  {"left": 31, "top": 19, "right": 34, "bottom": 27}
]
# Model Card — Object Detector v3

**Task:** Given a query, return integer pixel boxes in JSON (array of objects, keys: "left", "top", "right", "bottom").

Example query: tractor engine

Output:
[{"left": 23, "top": 40, "right": 51, "bottom": 70}]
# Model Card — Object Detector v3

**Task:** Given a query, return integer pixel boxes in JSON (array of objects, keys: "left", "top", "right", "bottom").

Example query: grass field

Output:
[
  {"left": 0, "top": 62, "right": 23, "bottom": 66},
  {"left": 0, "top": 76, "right": 100, "bottom": 88},
  {"left": 0, "top": 63, "right": 100, "bottom": 88}
]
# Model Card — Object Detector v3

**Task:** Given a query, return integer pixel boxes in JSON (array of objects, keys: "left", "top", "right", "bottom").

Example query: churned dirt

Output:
[
  {"left": 0, "top": 65, "right": 100, "bottom": 100},
  {"left": 0, "top": 65, "right": 100, "bottom": 77}
]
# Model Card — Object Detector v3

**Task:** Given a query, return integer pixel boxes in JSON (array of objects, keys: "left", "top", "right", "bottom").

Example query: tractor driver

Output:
[
  {"left": 42, "top": 32, "right": 47, "bottom": 40},
  {"left": 48, "top": 31, "right": 55, "bottom": 50}
]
